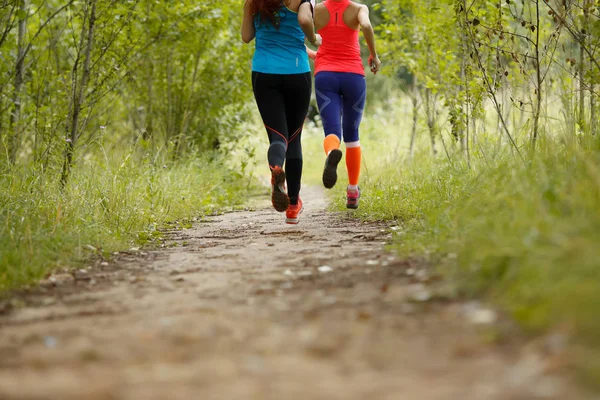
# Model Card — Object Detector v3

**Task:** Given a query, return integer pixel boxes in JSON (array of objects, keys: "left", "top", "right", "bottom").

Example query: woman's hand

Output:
[
  {"left": 368, "top": 54, "right": 381, "bottom": 75},
  {"left": 309, "top": 33, "right": 322, "bottom": 47},
  {"left": 299, "top": 2, "right": 320, "bottom": 47}
]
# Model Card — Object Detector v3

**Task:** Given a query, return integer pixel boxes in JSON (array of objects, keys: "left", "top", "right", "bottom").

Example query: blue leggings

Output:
[{"left": 315, "top": 72, "right": 366, "bottom": 143}]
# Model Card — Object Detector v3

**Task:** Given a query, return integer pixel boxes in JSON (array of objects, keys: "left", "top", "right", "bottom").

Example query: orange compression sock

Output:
[{"left": 346, "top": 145, "right": 361, "bottom": 186}]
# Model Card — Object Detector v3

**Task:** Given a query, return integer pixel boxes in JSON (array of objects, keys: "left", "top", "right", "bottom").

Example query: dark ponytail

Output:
[{"left": 249, "top": 0, "right": 283, "bottom": 28}]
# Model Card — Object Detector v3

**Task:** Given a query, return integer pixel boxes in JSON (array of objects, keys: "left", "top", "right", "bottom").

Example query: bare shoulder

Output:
[
  {"left": 286, "top": 0, "right": 304, "bottom": 12},
  {"left": 314, "top": 2, "right": 329, "bottom": 29},
  {"left": 353, "top": 2, "right": 368, "bottom": 12},
  {"left": 314, "top": 2, "right": 327, "bottom": 13},
  {"left": 348, "top": 2, "right": 367, "bottom": 16}
]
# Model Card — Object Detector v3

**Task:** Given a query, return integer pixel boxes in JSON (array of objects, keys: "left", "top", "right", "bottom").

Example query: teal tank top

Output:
[{"left": 252, "top": 5, "right": 310, "bottom": 74}]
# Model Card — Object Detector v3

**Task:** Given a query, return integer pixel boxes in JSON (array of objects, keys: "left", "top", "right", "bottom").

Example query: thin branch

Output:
[
  {"left": 16, "top": 1, "right": 77, "bottom": 69},
  {"left": 462, "top": 7, "right": 524, "bottom": 159}
]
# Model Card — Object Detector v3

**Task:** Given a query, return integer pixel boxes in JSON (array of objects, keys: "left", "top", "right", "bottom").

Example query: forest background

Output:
[{"left": 1, "top": 0, "right": 599, "bottom": 386}]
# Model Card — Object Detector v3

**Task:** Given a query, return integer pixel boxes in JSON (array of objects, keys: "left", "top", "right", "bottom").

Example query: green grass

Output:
[
  {"left": 334, "top": 133, "right": 600, "bottom": 383},
  {"left": 0, "top": 149, "right": 247, "bottom": 292}
]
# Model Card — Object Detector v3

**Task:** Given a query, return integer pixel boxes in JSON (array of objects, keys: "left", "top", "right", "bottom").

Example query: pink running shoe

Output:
[{"left": 346, "top": 186, "right": 361, "bottom": 209}]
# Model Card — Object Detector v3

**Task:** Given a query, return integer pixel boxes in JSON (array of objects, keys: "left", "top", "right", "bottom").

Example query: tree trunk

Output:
[
  {"left": 584, "top": 1, "right": 595, "bottom": 135},
  {"left": 579, "top": 9, "right": 586, "bottom": 130},
  {"left": 144, "top": 60, "right": 154, "bottom": 141},
  {"left": 0, "top": 4, "right": 17, "bottom": 161},
  {"left": 180, "top": 51, "right": 203, "bottom": 151},
  {"left": 61, "top": 0, "right": 97, "bottom": 186},
  {"left": 166, "top": 49, "right": 174, "bottom": 142},
  {"left": 591, "top": 84, "right": 596, "bottom": 135},
  {"left": 455, "top": 27, "right": 466, "bottom": 150},
  {"left": 462, "top": 17, "right": 470, "bottom": 167},
  {"left": 425, "top": 87, "right": 437, "bottom": 156},
  {"left": 532, "top": 0, "right": 542, "bottom": 148},
  {"left": 0, "top": 95, "right": 5, "bottom": 167},
  {"left": 8, "top": 0, "right": 27, "bottom": 165},
  {"left": 409, "top": 77, "right": 418, "bottom": 159},
  {"left": 471, "top": 108, "right": 477, "bottom": 149}
]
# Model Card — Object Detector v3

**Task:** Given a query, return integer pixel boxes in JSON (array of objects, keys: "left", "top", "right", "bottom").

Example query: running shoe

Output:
[
  {"left": 346, "top": 186, "right": 361, "bottom": 209},
  {"left": 322, "top": 149, "right": 343, "bottom": 189},
  {"left": 271, "top": 166, "right": 289, "bottom": 212},
  {"left": 286, "top": 198, "right": 304, "bottom": 224}
]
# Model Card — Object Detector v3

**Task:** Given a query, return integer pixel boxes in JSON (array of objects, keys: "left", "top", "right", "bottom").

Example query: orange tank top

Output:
[{"left": 315, "top": 0, "right": 364, "bottom": 76}]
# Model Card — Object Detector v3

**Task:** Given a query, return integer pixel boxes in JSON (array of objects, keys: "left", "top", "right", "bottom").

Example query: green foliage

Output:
[
  {"left": 379, "top": 0, "right": 462, "bottom": 91},
  {"left": 378, "top": 0, "right": 600, "bottom": 150},
  {"left": 0, "top": 148, "right": 246, "bottom": 292},
  {"left": 0, "top": 0, "right": 252, "bottom": 169},
  {"left": 122, "top": 1, "right": 253, "bottom": 152},
  {"left": 0, "top": 0, "right": 254, "bottom": 292}
]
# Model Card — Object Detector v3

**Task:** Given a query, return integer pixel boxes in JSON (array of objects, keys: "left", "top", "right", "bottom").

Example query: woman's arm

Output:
[
  {"left": 241, "top": 0, "right": 255, "bottom": 43},
  {"left": 298, "top": 2, "right": 322, "bottom": 46},
  {"left": 305, "top": 45, "right": 317, "bottom": 60},
  {"left": 357, "top": 5, "right": 380, "bottom": 74}
]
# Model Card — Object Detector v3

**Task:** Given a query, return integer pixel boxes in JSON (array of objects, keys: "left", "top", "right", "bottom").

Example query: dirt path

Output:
[{"left": 0, "top": 187, "right": 595, "bottom": 400}]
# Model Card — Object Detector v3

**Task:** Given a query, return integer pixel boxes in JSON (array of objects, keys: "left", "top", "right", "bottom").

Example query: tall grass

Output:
[
  {"left": 0, "top": 148, "right": 246, "bottom": 292},
  {"left": 334, "top": 132, "right": 600, "bottom": 382}
]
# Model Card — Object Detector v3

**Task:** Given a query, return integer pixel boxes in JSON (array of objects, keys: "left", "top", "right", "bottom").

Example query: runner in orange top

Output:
[{"left": 308, "top": 0, "right": 380, "bottom": 209}]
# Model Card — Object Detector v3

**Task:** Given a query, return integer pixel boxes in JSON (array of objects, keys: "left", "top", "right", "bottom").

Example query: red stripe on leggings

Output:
[
  {"left": 289, "top": 125, "right": 303, "bottom": 142},
  {"left": 265, "top": 124, "right": 288, "bottom": 145}
]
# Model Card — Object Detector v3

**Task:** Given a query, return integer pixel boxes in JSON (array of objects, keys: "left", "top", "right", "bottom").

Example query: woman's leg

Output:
[
  {"left": 340, "top": 73, "right": 366, "bottom": 208},
  {"left": 340, "top": 73, "right": 366, "bottom": 188},
  {"left": 282, "top": 72, "right": 312, "bottom": 206},
  {"left": 315, "top": 72, "right": 343, "bottom": 150},
  {"left": 252, "top": 72, "right": 289, "bottom": 169},
  {"left": 252, "top": 72, "right": 290, "bottom": 211},
  {"left": 315, "top": 72, "right": 343, "bottom": 188}
]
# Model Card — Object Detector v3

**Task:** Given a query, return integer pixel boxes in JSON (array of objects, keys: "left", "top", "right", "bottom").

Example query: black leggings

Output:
[{"left": 252, "top": 71, "right": 311, "bottom": 205}]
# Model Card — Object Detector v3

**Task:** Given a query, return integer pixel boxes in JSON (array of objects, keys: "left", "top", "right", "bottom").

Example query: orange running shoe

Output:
[
  {"left": 271, "top": 166, "right": 289, "bottom": 212},
  {"left": 286, "top": 198, "right": 304, "bottom": 224}
]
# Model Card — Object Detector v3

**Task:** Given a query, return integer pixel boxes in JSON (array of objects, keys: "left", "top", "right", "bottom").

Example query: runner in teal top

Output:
[
  {"left": 242, "top": 0, "right": 320, "bottom": 224},
  {"left": 252, "top": 5, "right": 312, "bottom": 74}
]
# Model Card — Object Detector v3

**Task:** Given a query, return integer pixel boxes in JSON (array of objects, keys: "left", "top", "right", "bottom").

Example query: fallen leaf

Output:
[{"left": 357, "top": 311, "right": 372, "bottom": 321}]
